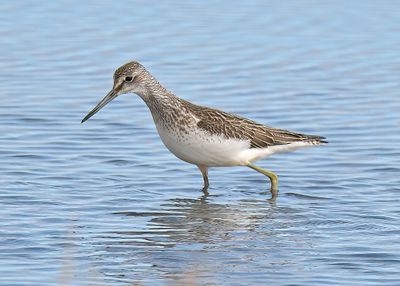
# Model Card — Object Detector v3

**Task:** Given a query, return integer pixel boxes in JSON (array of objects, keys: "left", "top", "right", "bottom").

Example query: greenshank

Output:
[{"left": 82, "top": 61, "right": 327, "bottom": 200}]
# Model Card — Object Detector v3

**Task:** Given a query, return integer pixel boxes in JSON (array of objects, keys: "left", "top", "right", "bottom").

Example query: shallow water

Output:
[{"left": 1, "top": 1, "right": 400, "bottom": 285}]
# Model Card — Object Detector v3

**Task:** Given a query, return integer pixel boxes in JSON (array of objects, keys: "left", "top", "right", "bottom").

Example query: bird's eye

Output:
[{"left": 125, "top": 76, "right": 133, "bottom": 82}]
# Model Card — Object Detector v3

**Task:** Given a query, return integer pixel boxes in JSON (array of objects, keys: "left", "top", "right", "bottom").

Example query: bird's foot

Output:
[
  {"left": 201, "top": 185, "right": 209, "bottom": 195},
  {"left": 268, "top": 187, "right": 278, "bottom": 201}
]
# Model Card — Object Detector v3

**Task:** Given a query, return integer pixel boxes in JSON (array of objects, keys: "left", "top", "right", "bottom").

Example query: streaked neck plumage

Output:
[
  {"left": 134, "top": 70, "right": 189, "bottom": 127},
  {"left": 134, "top": 70, "right": 176, "bottom": 105}
]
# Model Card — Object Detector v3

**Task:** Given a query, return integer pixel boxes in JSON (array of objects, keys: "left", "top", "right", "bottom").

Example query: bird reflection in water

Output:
[
  {"left": 116, "top": 192, "right": 277, "bottom": 247},
  {"left": 95, "top": 192, "right": 284, "bottom": 284}
]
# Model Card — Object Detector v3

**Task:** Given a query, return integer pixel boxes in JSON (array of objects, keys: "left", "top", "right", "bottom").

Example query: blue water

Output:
[{"left": 1, "top": 1, "right": 400, "bottom": 285}]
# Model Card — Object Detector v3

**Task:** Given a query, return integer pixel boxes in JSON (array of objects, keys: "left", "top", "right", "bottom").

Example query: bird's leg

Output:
[
  {"left": 247, "top": 163, "right": 278, "bottom": 200},
  {"left": 197, "top": 165, "right": 209, "bottom": 194}
]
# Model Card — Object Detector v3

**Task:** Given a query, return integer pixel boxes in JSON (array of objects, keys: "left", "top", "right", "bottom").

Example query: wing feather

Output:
[{"left": 185, "top": 100, "right": 327, "bottom": 148}]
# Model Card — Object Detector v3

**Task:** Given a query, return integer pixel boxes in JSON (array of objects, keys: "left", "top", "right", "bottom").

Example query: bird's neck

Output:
[
  {"left": 134, "top": 73, "right": 189, "bottom": 126},
  {"left": 134, "top": 74, "right": 179, "bottom": 110}
]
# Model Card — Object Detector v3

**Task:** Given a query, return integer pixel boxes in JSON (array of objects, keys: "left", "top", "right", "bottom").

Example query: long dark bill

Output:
[{"left": 81, "top": 88, "right": 119, "bottom": 123}]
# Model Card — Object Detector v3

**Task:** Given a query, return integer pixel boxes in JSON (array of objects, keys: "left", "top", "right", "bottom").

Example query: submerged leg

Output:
[
  {"left": 247, "top": 163, "right": 278, "bottom": 200},
  {"left": 197, "top": 165, "right": 209, "bottom": 194}
]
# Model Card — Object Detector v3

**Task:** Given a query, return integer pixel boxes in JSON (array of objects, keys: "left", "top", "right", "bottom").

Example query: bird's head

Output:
[{"left": 81, "top": 61, "right": 149, "bottom": 123}]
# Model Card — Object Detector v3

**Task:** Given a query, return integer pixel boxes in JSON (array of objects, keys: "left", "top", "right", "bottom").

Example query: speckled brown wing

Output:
[{"left": 186, "top": 101, "right": 327, "bottom": 148}]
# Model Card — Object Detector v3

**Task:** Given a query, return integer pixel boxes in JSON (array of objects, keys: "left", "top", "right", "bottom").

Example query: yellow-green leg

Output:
[
  {"left": 197, "top": 165, "right": 209, "bottom": 194},
  {"left": 247, "top": 163, "right": 278, "bottom": 200}
]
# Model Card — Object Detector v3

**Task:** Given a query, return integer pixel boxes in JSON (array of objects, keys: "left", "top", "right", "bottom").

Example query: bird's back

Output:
[{"left": 182, "top": 99, "right": 327, "bottom": 149}]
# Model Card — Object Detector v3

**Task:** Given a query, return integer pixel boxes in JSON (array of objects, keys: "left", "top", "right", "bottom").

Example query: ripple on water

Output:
[{"left": 1, "top": 1, "right": 400, "bottom": 285}]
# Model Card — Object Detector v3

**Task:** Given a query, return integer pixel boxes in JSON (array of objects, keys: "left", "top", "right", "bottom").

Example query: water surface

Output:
[{"left": 1, "top": 1, "right": 400, "bottom": 285}]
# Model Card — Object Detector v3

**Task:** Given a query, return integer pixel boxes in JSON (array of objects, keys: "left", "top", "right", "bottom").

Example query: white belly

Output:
[
  {"left": 155, "top": 124, "right": 251, "bottom": 166},
  {"left": 155, "top": 124, "right": 313, "bottom": 167},
  {"left": 155, "top": 123, "right": 319, "bottom": 167}
]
